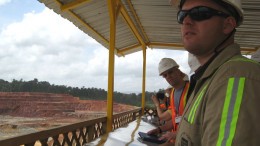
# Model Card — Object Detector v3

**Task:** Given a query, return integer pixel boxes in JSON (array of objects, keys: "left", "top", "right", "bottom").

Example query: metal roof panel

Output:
[{"left": 38, "top": 0, "right": 260, "bottom": 55}]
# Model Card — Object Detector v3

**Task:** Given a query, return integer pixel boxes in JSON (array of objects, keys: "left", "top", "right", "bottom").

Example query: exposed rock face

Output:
[
  {"left": 0, "top": 92, "right": 139, "bottom": 140},
  {"left": 0, "top": 92, "right": 137, "bottom": 117}
]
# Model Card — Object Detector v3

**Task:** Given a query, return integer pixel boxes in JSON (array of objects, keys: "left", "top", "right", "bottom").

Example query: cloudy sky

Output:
[{"left": 0, "top": 0, "right": 190, "bottom": 93}]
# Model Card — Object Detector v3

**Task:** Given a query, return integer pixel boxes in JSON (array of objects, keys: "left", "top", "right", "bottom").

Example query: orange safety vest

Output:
[
  {"left": 169, "top": 82, "right": 190, "bottom": 131},
  {"left": 159, "top": 103, "right": 166, "bottom": 109}
]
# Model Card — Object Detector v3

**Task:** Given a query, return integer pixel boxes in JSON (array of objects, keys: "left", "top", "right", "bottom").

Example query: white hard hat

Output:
[
  {"left": 158, "top": 58, "right": 179, "bottom": 75},
  {"left": 218, "top": 0, "right": 243, "bottom": 26},
  {"left": 172, "top": 0, "right": 243, "bottom": 26},
  {"left": 188, "top": 53, "right": 201, "bottom": 73},
  {"left": 251, "top": 49, "right": 260, "bottom": 63},
  {"left": 166, "top": 85, "right": 173, "bottom": 89}
]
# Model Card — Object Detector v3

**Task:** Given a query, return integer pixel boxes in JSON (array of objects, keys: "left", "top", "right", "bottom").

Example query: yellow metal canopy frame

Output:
[{"left": 38, "top": 0, "right": 260, "bottom": 132}]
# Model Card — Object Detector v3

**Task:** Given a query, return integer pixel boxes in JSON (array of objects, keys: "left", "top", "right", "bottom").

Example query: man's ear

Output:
[{"left": 223, "top": 17, "right": 237, "bottom": 34}]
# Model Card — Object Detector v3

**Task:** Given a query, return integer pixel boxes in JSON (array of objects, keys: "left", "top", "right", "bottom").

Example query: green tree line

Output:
[{"left": 0, "top": 78, "right": 161, "bottom": 106}]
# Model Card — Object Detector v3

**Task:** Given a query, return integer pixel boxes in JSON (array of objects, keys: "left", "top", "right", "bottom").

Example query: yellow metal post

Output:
[
  {"left": 107, "top": 0, "right": 116, "bottom": 132},
  {"left": 141, "top": 46, "right": 147, "bottom": 115}
]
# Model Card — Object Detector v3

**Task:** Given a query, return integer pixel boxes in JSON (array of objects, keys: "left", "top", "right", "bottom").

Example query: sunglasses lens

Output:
[
  {"left": 177, "top": 6, "right": 228, "bottom": 24},
  {"left": 177, "top": 11, "right": 187, "bottom": 24},
  {"left": 190, "top": 7, "right": 212, "bottom": 21}
]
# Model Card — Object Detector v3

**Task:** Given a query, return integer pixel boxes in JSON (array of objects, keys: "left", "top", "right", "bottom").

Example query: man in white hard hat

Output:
[
  {"left": 147, "top": 58, "right": 190, "bottom": 143},
  {"left": 171, "top": 0, "right": 260, "bottom": 145}
]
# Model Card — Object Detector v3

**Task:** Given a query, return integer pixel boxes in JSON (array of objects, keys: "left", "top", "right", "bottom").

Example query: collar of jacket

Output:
[{"left": 194, "top": 43, "right": 241, "bottom": 81}]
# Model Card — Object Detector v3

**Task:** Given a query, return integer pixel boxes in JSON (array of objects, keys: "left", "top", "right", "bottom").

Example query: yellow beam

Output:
[
  {"left": 54, "top": 0, "right": 109, "bottom": 47},
  {"left": 118, "top": 1, "right": 146, "bottom": 47},
  {"left": 117, "top": 44, "right": 141, "bottom": 55},
  {"left": 60, "top": 0, "right": 91, "bottom": 11},
  {"left": 70, "top": 11, "right": 109, "bottom": 46},
  {"left": 115, "top": 3, "right": 121, "bottom": 20},
  {"left": 141, "top": 46, "right": 147, "bottom": 115},
  {"left": 240, "top": 47, "right": 258, "bottom": 52},
  {"left": 117, "top": 42, "right": 184, "bottom": 56},
  {"left": 148, "top": 42, "right": 184, "bottom": 48},
  {"left": 106, "top": 0, "right": 117, "bottom": 133},
  {"left": 126, "top": 0, "right": 149, "bottom": 43}
]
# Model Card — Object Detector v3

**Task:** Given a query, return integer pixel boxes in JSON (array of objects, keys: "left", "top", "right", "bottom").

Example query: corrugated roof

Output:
[{"left": 38, "top": 0, "right": 260, "bottom": 56}]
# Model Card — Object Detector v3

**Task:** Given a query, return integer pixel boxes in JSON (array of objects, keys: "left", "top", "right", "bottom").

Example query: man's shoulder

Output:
[
  {"left": 224, "top": 55, "right": 260, "bottom": 70},
  {"left": 215, "top": 55, "right": 260, "bottom": 80}
]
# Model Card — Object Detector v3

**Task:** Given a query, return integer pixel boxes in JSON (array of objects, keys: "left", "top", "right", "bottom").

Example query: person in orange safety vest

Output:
[{"left": 147, "top": 58, "right": 190, "bottom": 143}]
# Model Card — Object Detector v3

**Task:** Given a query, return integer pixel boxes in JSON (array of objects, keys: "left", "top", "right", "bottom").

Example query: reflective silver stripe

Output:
[
  {"left": 217, "top": 77, "right": 245, "bottom": 146},
  {"left": 221, "top": 78, "right": 239, "bottom": 146}
]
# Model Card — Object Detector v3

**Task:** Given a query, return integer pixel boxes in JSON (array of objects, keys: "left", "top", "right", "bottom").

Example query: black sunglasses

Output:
[{"left": 177, "top": 6, "right": 230, "bottom": 24}]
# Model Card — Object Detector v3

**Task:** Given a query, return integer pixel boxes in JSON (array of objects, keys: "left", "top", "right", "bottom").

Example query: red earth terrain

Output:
[{"left": 0, "top": 92, "right": 138, "bottom": 140}]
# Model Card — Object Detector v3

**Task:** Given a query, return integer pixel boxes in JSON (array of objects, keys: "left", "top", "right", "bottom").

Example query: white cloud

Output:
[
  {"left": 0, "top": 7, "right": 190, "bottom": 93},
  {"left": 113, "top": 49, "right": 189, "bottom": 93},
  {"left": 0, "top": 0, "right": 11, "bottom": 6}
]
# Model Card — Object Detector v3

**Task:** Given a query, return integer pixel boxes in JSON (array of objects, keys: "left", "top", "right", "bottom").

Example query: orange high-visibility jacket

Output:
[{"left": 168, "top": 82, "right": 190, "bottom": 131}]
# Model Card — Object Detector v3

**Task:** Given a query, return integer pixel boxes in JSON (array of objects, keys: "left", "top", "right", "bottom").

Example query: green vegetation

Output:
[{"left": 0, "top": 78, "right": 161, "bottom": 106}]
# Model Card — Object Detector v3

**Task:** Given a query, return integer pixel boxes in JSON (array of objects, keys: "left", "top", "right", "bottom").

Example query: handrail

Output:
[
  {"left": 0, "top": 107, "right": 143, "bottom": 146},
  {"left": 112, "top": 108, "right": 142, "bottom": 130}
]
